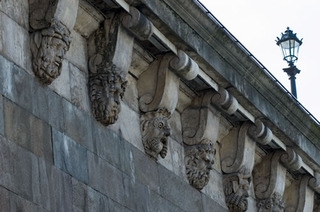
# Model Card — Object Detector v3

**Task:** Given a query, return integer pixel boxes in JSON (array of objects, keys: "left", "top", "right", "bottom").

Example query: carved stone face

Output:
[
  {"left": 89, "top": 66, "right": 127, "bottom": 126},
  {"left": 224, "top": 173, "right": 251, "bottom": 212},
  {"left": 185, "top": 141, "right": 215, "bottom": 190},
  {"left": 141, "top": 109, "right": 171, "bottom": 160},
  {"left": 257, "top": 193, "right": 284, "bottom": 212},
  {"left": 32, "top": 35, "right": 68, "bottom": 84}
]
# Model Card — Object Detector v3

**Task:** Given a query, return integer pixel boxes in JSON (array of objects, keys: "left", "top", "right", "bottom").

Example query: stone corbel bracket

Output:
[
  {"left": 29, "top": 0, "right": 79, "bottom": 84},
  {"left": 88, "top": 11, "right": 134, "bottom": 126},
  {"left": 182, "top": 91, "right": 219, "bottom": 190},
  {"left": 138, "top": 50, "right": 198, "bottom": 160},
  {"left": 220, "top": 122, "right": 256, "bottom": 211},
  {"left": 221, "top": 122, "right": 256, "bottom": 174},
  {"left": 223, "top": 172, "right": 251, "bottom": 212},
  {"left": 309, "top": 172, "right": 320, "bottom": 194},
  {"left": 284, "top": 175, "right": 315, "bottom": 212},
  {"left": 253, "top": 149, "right": 302, "bottom": 210},
  {"left": 211, "top": 88, "right": 238, "bottom": 115}
]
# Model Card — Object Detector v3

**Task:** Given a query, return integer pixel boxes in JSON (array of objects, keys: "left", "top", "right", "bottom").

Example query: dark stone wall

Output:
[{"left": 0, "top": 55, "right": 227, "bottom": 211}]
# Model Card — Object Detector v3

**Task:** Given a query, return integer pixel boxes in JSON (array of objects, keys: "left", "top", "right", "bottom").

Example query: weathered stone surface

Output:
[
  {"left": 202, "top": 168, "right": 227, "bottom": 208},
  {"left": 50, "top": 167, "right": 73, "bottom": 212},
  {"left": 0, "top": 0, "right": 29, "bottom": 29},
  {"left": 74, "top": 0, "right": 104, "bottom": 38},
  {"left": 88, "top": 151, "right": 124, "bottom": 204},
  {"left": 91, "top": 122, "right": 121, "bottom": 167},
  {"left": 37, "top": 160, "right": 74, "bottom": 211},
  {"left": 123, "top": 73, "right": 139, "bottom": 113},
  {"left": 169, "top": 110, "right": 183, "bottom": 144},
  {"left": 119, "top": 135, "right": 135, "bottom": 177},
  {"left": 29, "top": 0, "right": 79, "bottom": 31},
  {"left": 132, "top": 146, "right": 160, "bottom": 192},
  {"left": 48, "top": 90, "right": 66, "bottom": 132},
  {"left": 66, "top": 30, "right": 88, "bottom": 73},
  {"left": 37, "top": 159, "right": 52, "bottom": 210},
  {"left": 109, "top": 103, "right": 143, "bottom": 152},
  {"left": 0, "top": 95, "right": 4, "bottom": 135},
  {"left": 0, "top": 186, "right": 10, "bottom": 212},
  {"left": 123, "top": 174, "right": 151, "bottom": 211},
  {"left": 9, "top": 192, "right": 48, "bottom": 212},
  {"left": 53, "top": 129, "right": 88, "bottom": 183},
  {"left": 158, "top": 165, "right": 203, "bottom": 212},
  {"left": 49, "top": 60, "right": 71, "bottom": 100},
  {"left": 4, "top": 98, "right": 52, "bottom": 162},
  {"left": 149, "top": 190, "right": 184, "bottom": 212},
  {"left": 0, "top": 55, "right": 12, "bottom": 95},
  {"left": 1, "top": 62, "right": 34, "bottom": 112},
  {"left": 64, "top": 101, "right": 93, "bottom": 150},
  {"left": 158, "top": 137, "right": 185, "bottom": 178},
  {"left": 0, "top": 11, "right": 31, "bottom": 72},
  {"left": 70, "top": 63, "right": 90, "bottom": 112},
  {"left": 108, "top": 199, "right": 131, "bottom": 212},
  {"left": 202, "top": 193, "right": 228, "bottom": 212},
  {"left": 72, "top": 178, "right": 110, "bottom": 212},
  {"left": 0, "top": 135, "right": 40, "bottom": 204},
  {"left": 32, "top": 80, "right": 50, "bottom": 122}
]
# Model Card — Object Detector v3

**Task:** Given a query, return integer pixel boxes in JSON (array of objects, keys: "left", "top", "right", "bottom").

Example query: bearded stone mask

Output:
[
  {"left": 224, "top": 172, "right": 251, "bottom": 212},
  {"left": 185, "top": 140, "right": 215, "bottom": 190},
  {"left": 30, "top": 20, "right": 70, "bottom": 85},
  {"left": 89, "top": 64, "right": 127, "bottom": 126}
]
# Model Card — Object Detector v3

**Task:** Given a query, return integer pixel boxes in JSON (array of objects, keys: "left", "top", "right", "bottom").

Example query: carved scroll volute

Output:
[
  {"left": 138, "top": 51, "right": 198, "bottom": 160},
  {"left": 220, "top": 122, "right": 256, "bottom": 211},
  {"left": 122, "top": 7, "right": 154, "bottom": 40},
  {"left": 309, "top": 172, "right": 320, "bottom": 194},
  {"left": 253, "top": 151, "right": 287, "bottom": 211},
  {"left": 88, "top": 12, "right": 134, "bottom": 126},
  {"left": 308, "top": 172, "right": 320, "bottom": 211},
  {"left": 138, "top": 50, "right": 198, "bottom": 114},
  {"left": 29, "top": 0, "right": 79, "bottom": 84},
  {"left": 248, "top": 120, "right": 273, "bottom": 146},
  {"left": 221, "top": 122, "right": 256, "bottom": 174},
  {"left": 138, "top": 53, "right": 180, "bottom": 114},
  {"left": 284, "top": 175, "right": 314, "bottom": 212},
  {"left": 211, "top": 87, "right": 238, "bottom": 115},
  {"left": 254, "top": 149, "right": 302, "bottom": 211},
  {"left": 181, "top": 91, "right": 219, "bottom": 190}
]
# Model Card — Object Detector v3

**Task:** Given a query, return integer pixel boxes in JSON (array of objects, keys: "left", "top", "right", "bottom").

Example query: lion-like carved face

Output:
[
  {"left": 185, "top": 141, "right": 215, "bottom": 190},
  {"left": 141, "top": 109, "right": 171, "bottom": 160}
]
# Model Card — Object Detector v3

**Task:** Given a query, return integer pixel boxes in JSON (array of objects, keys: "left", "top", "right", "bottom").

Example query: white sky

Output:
[{"left": 200, "top": 0, "right": 320, "bottom": 121}]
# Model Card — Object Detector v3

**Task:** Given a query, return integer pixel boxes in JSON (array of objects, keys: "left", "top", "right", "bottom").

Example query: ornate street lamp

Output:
[{"left": 276, "top": 27, "right": 303, "bottom": 98}]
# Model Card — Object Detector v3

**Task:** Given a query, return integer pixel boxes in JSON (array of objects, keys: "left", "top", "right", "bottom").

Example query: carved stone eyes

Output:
[{"left": 158, "top": 122, "right": 164, "bottom": 129}]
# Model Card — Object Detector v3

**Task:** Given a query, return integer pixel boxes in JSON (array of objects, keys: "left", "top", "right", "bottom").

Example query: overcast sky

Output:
[{"left": 199, "top": 0, "right": 320, "bottom": 121}]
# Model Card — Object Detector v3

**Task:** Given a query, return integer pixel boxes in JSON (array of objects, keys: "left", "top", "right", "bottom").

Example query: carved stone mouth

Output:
[{"left": 160, "top": 137, "right": 168, "bottom": 146}]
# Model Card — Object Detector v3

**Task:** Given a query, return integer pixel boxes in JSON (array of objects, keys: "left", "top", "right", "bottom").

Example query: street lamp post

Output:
[{"left": 276, "top": 27, "right": 303, "bottom": 98}]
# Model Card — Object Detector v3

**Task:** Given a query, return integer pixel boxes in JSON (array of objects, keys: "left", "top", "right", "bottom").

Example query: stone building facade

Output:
[{"left": 0, "top": 0, "right": 320, "bottom": 211}]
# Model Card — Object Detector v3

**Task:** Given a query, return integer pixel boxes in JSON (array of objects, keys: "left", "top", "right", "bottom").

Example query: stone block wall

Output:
[
  {"left": 0, "top": 1, "right": 229, "bottom": 211},
  {"left": 1, "top": 0, "right": 320, "bottom": 211}
]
